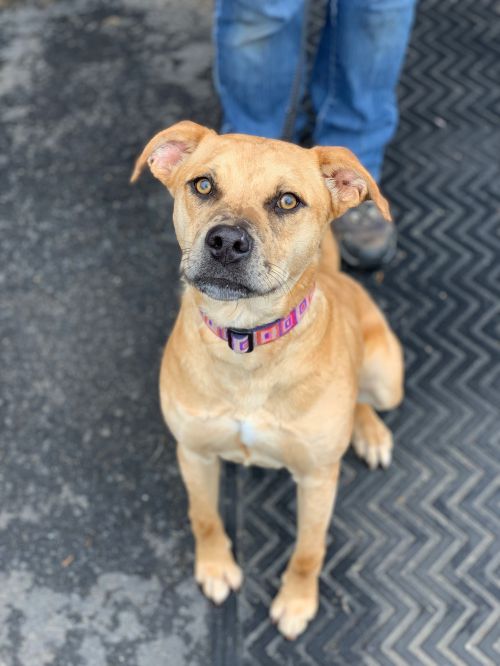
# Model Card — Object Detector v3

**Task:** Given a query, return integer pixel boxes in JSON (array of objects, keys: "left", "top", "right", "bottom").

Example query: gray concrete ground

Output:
[{"left": 1, "top": 1, "right": 216, "bottom": 664}]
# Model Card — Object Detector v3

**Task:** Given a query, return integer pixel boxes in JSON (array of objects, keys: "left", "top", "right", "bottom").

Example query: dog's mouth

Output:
[{"left": 189, "top": 276, "right": 256, "bottom": 301}]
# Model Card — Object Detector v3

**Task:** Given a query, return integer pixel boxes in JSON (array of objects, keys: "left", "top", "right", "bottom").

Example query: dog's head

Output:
[{"left": 131, "top": 121, "right": 390, "bottom": 302}]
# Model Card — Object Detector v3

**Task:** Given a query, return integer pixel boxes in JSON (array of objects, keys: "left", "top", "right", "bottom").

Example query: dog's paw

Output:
[
  {"left": 195, "top": 553, "right": 243, "bottom": 605},
  {"left": 270, "top": 584, "right": 318, "bottom": 640},
  {"left": 352, "top": 406, "right": 393, "bottom": 470}
]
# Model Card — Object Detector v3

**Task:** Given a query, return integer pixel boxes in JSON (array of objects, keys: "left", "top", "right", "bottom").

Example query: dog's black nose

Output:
[{"left": 205, "top": 224, "right": 253, "bottom": 264}]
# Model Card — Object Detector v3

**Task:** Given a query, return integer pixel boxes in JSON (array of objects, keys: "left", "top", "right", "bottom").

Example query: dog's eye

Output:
[
  {"left": 277, "top": 193, "right": 299, "bottom": 210},
  {"left": 194, "top": 177, "right": 212, "bottom": 195}
]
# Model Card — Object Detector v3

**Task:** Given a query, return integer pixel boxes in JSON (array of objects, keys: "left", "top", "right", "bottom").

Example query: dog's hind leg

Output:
[
  {"left": 354, "top": 292, "right": 404, "bottom": 468},
  {"left": 177, "top": 445, "right": 242, "bottom": 604},
  {"left": 358, "top": 299, "right": 404, "bottom": 411},
  {"left": 352, "top": 403, "right": 393, "bottom": 469}
]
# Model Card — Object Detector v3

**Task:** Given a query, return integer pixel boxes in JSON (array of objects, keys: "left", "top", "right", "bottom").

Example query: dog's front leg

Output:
[
  {"left": 270, "top": 463, "right": 340, "bottom": 639},
  {"left": 177, "top": 444, "right": 242, "bottom": 604}
]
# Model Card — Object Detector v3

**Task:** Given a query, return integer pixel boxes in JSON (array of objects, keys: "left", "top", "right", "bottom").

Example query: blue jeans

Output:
[{"left": 214, "top": 0, "right": 416, "bottom": 180}]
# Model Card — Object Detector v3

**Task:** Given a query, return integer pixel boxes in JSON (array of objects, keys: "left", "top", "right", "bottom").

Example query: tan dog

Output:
[{"left": 132, "top": 121, "right": 404, "bottom": 640}]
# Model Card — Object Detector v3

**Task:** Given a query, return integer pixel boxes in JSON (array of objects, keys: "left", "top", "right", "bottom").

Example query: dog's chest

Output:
[{"left": 218, "top": 417, "right": 285, "bottom": 469}]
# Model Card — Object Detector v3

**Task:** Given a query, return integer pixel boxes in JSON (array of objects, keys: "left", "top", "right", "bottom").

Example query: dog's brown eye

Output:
[
  {"left": 278, "top": 193, "right": 299, "bottom": 210},
  {"left": 195, "top": 178, "right": 212, "bottom": 195}
]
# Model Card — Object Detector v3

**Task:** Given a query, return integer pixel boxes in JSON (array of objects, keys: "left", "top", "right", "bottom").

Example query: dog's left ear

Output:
[
  {"left": 130, "top": 120, "right": 214, "bottom": 192},
  {"left": 313, "top": 146, "right": 391, "bottom": 221}
]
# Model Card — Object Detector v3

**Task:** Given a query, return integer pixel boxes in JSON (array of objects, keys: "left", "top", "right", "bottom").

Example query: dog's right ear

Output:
[{"left": 130, "top": 121, "right": 214, "bottom": 191}]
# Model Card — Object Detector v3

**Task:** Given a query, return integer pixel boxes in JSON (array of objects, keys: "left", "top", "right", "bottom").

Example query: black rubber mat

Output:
[
  {"left": 215, "top": 1, "right": 500, "bottom": 664},
  {"left": 0, "top": 0, "right": 498, "bottom": 664}
]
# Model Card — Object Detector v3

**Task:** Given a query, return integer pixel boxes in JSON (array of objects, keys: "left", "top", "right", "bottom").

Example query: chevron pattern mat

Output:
[{"left": 215, "top": 0, "right": 500, "bottom": 663}]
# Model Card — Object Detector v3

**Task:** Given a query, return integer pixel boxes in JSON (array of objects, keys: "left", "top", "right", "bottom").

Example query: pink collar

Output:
[{"left": 200, "top": 288, "right": 315, "bottom": 354}]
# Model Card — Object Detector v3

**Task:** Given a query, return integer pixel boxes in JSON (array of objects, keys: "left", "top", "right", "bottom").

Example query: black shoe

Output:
[{"left": 332, "top": 201, "right": 397, "bottom": 270}]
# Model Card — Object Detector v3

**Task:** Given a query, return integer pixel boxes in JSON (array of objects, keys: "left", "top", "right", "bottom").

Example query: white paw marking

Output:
[
  {"left": 270, "top": 591, "right": 318, "bottom": 640},
  {"left": 352, "top": 414, "right": 394, "bottom": 470},
  {"left": 195, "top": 558, "right": 243, "bottom": 605}
]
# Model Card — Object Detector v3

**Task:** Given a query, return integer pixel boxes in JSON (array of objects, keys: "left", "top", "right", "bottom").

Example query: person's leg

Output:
[
  {"left": 312, "top": 0, "right": 416, "bottom": 181},
  {"left": 214, "top": 0, "right": 309, "bottom": 139},
  {"left": 310, "top": 0, "right": 415, "bottom": 268}
]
